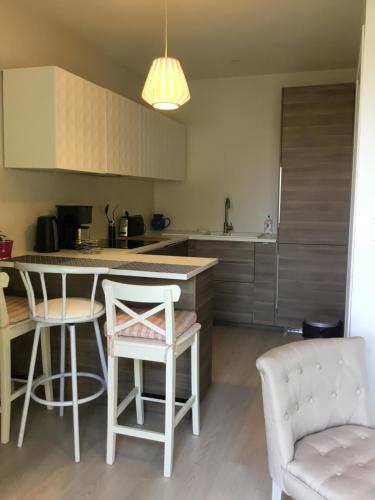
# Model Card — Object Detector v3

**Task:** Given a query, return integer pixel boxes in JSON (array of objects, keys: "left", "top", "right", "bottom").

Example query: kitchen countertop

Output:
[
  {"left": 1, "top": 244, "right": 217, "bottom": 281},
  {"left": 162, "top": 230, "right": 277, "bottom": 243}
]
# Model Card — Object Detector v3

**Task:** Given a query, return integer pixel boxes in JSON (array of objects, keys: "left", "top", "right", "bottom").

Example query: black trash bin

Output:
[{"left": 302, "top": 317, "right": 344, "bottom": 339}]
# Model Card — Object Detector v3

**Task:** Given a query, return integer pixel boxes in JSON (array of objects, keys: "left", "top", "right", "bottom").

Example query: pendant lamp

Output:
[{"left": 142, "top": 1, "right": 190, "bottom": 110}]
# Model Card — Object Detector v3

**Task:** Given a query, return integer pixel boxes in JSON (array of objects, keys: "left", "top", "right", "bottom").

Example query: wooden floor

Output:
[{"left": 0, "top": 325, "right": 297, "bottom": 500}]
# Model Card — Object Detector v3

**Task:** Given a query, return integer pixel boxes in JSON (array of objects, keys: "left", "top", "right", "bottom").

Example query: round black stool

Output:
[{"left": 302, "top": 317, "right": 344, "bottom": 339}]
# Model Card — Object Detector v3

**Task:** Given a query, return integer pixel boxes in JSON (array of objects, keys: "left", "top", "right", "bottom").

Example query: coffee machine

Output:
[{"left": 56, "top": 205, "right": 92, "bottom": 249}]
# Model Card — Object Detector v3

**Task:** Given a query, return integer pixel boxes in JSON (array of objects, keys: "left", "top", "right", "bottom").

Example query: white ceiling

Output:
[{"left": 28, "top": 0, "right": 363, "bottom": 80}]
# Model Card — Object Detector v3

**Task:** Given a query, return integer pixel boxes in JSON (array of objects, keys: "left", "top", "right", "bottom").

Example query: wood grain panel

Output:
[
  {"left": 279, "top": 83, "right": 355, "bottom": 245},
  {"left": 189, "top": 240, "right": 254, "bottom": 263},
  {"left": 276, "top": 244, "right": 347, "bottom": 328},
  {"left": 254, "top": 243, "right": 276, "bottom": 325},
  {"left": 214, "top": 281, "right": 254, "bottom": 325}
]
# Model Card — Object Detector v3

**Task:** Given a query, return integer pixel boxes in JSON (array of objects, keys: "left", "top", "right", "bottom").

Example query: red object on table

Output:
[{"left": 0, "top": 240, "right": 13, "bottom": 259}]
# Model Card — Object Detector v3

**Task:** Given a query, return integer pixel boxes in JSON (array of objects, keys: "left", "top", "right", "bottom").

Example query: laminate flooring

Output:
[{"left": 0, "top": 325, "right": 299, "bottom": 500}]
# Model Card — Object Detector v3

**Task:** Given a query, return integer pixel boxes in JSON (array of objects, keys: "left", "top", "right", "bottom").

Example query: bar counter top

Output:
[{"left": 1, "top": 249, "right": 218, "bottom": 281}]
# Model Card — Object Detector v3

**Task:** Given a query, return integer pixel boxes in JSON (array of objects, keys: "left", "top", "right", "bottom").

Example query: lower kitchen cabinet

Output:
[
  {"left": 188, "top": 239, "right": 276, "bottom": 326},
  {"left": 254, "top": 243, "right": 276, "bottom": 325},
  {"left": 146, "top": 240, "right": 188, "bottom": 256},
  {"left": 276, "top": 243, "right": 347, "bottom": 328},
  {"left": 214, "top": 281, "right": 254, "bottom": 324}
]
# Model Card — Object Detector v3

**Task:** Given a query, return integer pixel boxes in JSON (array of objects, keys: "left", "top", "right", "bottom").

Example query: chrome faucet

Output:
[{"left": 223, "top": 197, "right": 234, "bottom": 234}]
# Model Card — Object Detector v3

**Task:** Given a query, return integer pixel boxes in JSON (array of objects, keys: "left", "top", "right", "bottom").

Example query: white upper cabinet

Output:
[
  {"left": 3, "top": 67, "right": 107, "bottom": 173},
  {"left": 2, "top": 66, "right": 186, "bottom": 180}
]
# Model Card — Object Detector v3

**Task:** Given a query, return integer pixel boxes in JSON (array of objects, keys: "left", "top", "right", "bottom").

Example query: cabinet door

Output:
[
  {"left": 279, "top": 84, "right": 355, "bottom": 245},
  {"left": 164, "top": 117, "right": 186, "bottom": 180},
  {"left": 107, "top": 92, "right": 142, "bottom": 176},
  {"left": 254, "top": 243, "right": 276, "bottom": 325},
  {"left": 55, "top": 68, "right": 107, "bottom": 173},
  {"left": 214, "top": 281, "right": 254, "bottom": 324},
  {"left": 140, "top": 107, "right": 164, "bottom": 179},
  {"left": 276, "top": 243, "right": 347, "bottom": 328}
]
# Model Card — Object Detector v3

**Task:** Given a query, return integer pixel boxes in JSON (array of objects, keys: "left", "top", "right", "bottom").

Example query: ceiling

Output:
[{"left": 27, "top": 0, "right": 363, "bottom": 80}]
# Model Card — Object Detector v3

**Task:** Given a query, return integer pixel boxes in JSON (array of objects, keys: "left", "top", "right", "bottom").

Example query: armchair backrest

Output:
[
  {"left": 0, "top": 272, "right": 10, "bottom": 328},
  {"left": 256, "top": 337, "right": 374, "bottom": 487},
  {"left": 102, "top": 279, "right": 181, "bottom": 345}
]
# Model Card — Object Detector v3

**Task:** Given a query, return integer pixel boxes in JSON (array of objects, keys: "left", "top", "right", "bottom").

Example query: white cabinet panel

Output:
[
  {"left": 55, "top": 68, "right": 107, "bottom": 173},
  {"left": 164, "top": 117, "right": 186, "bottom": 180},
  {"left": 107, "top": 92, "right": 142, "bottom": 176},
  {"left": 3, "top": 66, "right": 186, "bottom": 180},
  {"left": 3, "top": 67, "right": 107, "bottom": 173}
]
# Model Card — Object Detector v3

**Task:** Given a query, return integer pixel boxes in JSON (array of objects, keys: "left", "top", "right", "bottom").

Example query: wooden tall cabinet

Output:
[{"left": 276, "top": 83, "right": 355, "bottom": 327}]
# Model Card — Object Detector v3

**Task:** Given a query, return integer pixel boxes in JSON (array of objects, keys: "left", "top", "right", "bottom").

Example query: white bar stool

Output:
[
  {"left": 102, "top": 279, "right": 201, "bottom": 477},
  {"left": 16, "top": 263, "right": 109, "bottom": 462},
  {"left": 0, "top": 272, "right": 53, "bottom": 444}
]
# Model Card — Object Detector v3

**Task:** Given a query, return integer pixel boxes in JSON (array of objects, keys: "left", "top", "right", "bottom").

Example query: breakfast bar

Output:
[{"left": 2, "top": 250, "right": 217, "bottom": 403}]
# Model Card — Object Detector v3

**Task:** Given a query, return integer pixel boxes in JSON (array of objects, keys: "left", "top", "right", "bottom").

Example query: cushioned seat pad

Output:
[
  {"left": 115, "top": 309, "right": 197, "bottom": 341},
  {"left": 5, "top": 296, "right": 30, "bottom": 324},
  {"left": 285, "top": 425, "right": 375, "bottom": 500},
  {"left": 35, "top": 298, "right": 104, "bottom": 321}
]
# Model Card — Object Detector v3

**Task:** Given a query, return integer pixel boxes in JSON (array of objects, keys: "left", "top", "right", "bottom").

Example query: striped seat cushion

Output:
[
  {"left": 115, "top": 309, "right": 197, "bottom": 341},
  {"left": 5, "top": 296, "right": 30, "bottom": 324}
]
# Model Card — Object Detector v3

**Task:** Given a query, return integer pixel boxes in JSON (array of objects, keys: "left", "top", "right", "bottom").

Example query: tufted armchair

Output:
[{"left": 256, "top": 337, "right": 375, "bottom": 500}]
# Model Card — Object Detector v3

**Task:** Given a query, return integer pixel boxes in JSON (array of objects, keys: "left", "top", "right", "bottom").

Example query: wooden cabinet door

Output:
[
  {"left": 254, "top": 243, "right": 276, "bottom": 325},
  {"left": 276, "top": 243, "right": 347, "bottom": 328},
  {"left": 279, "top": 84, "right": 355, "bottom": 245}
]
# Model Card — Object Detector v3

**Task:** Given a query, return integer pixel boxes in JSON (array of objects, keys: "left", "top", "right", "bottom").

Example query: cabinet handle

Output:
[
  {"left": 278, "top": 166, "right": 283, "bottom": 225},
  {"left": 275, "top": 251, "right": 280, "bottom": 312}
]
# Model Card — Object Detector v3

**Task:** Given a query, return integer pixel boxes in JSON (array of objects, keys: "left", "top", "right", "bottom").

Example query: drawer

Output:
[
  {"left": 214, "top": 261, "right": 254, "bottom": 283},
  {"left": 189, "top": 240, "right": 254, "bottom": 262}
]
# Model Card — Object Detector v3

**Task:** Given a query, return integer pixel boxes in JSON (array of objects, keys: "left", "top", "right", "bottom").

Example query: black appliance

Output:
[
  {"left": 302, "top": 317, "right": 344, "bottom": 339},
  {"left": 115, "top": 239, "right": 160, "bottom": 250},
  {"left": 56, "top": 205, "right": 92, "bottom": 249},
  {"left": 35, "top": 216, "right": 59, "bottom": 253},
  {"left": 128, "top": 215, "right": 145, "bottom": 237}
]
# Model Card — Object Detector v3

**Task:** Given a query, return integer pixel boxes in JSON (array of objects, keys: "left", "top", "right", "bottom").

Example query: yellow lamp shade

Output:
[{"left": 142, "top": 57, "right": 190, "bottom": 110}]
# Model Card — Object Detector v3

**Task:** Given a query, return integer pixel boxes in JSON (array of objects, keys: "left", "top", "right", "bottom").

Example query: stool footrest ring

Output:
[{"left": 31, "top": 372, "right": 106, "bottom": 407}]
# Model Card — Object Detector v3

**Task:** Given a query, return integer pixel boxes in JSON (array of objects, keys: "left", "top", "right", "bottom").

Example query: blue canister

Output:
[{"left": 151, "top": 214, "right": 171, "bottom": 231}]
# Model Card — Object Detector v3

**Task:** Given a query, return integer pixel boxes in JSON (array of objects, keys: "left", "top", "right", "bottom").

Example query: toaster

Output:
[{"left": 127, "top": 215, "right": 145, "bottom": 237}]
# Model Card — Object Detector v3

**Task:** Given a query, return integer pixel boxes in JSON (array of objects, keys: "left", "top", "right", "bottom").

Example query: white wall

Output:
[
  {"left": 0, "top": 1, "right": 154, "bottom": 255},
  {"left": 154, "top": 68, "right": 355, "bottom": 233},
  {"left": 346, "top": 0, "right": 375, "bottom": 395}
]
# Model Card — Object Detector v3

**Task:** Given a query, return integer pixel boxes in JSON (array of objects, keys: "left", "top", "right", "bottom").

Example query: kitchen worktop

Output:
[
  {"left": 2, "top": 244, "right": 217, "bottom": 281},
  {"left": 162, "top": 230, "right": 277, "bottom": 243}
]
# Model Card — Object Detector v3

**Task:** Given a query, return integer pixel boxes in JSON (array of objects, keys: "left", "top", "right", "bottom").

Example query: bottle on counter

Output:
[
  {"left": 119, "top": 210, "right": 129, "bottom": 237},
  {"left": 264, "top": 215, "right": 273, "bottom": 234}
]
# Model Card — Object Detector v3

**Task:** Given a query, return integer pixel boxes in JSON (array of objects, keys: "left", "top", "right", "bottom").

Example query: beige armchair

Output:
[{"left": 256, "top": 337, "right": 375, "bottom": 500}]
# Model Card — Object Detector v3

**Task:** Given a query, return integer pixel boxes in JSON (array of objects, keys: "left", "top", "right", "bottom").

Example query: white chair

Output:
[
  {"left": 16, "top": 263, "right": 109, "bottom": 462},
  {"left": 0, "top": 272, "right": 53, "bottom": 444},
  {"left": 256, "top": 337, "right": 375, "bottom": 500},
  {"left": 102, "top": 279, "right": 201, "bottom": 477}
]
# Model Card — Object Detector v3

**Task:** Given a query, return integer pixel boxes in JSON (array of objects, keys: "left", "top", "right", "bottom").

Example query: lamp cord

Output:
[{"left": 164, "top": 0, "right": 168, "bottom": 57}]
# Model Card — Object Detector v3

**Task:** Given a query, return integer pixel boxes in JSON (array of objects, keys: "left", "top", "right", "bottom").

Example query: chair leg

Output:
[
  {"left": 164, "top": 347, "right": 176, "bottom": 478},
  {"left": 18, "top": 324, "right": 41, "bottom": 447},
  {"left": 134, "top": 359, "right": 144, "bottom": 425},
  {"left": 59, "top": 325, "right": 66, "bottom": 417},
  {"left": 40, "top": 327, "right": 54, "bottom": 410},
  {"left": 0, "top": 333, "right": 11, "bottom": 444},
  {"left": 106, "top": 353, "right": 118, "bottom": 465},
  {"left": 93, "top": 319, "right": 108, "bottom": 384},
  {"left": 69, "top": 325, "right": 80, "bottom": 463},
  {"left": 272, "top": 481, "right": 282, "bottom": 500},
  {"left": 191, "top": 332, "right": 200, "bottom": 436}
]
